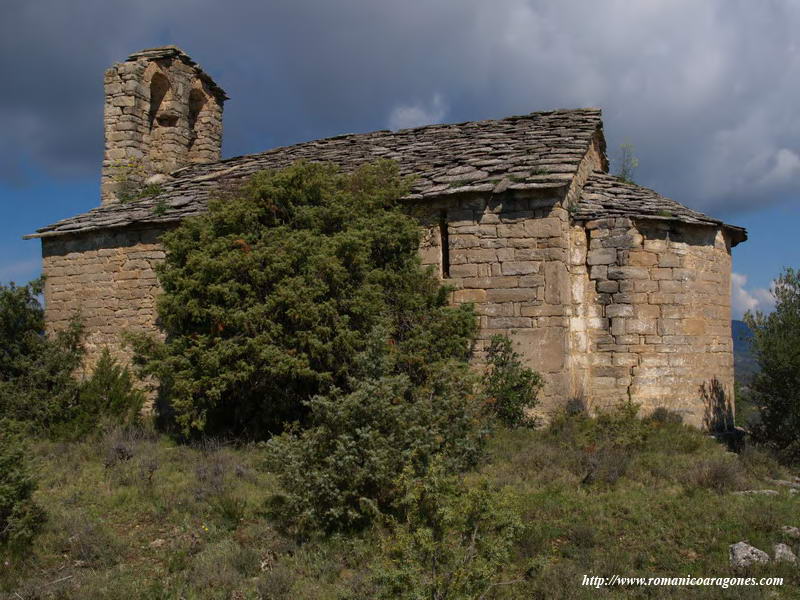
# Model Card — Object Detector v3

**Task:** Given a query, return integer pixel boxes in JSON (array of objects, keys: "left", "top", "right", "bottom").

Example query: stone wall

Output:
[
  {"left": 41, "top": 227, "right": 169, "bottom": 369},
  {"left": 418, "top": 191, "right": 574, "bottom": 413},
  {"left": 573, "top": 216, "right": 734, "bottom": 426},
  {"left": 41, "top": 197, "right": 735, "bottom": 427}
]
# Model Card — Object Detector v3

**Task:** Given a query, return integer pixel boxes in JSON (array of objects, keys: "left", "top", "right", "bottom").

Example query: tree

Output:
[
  {"left": 744, "top": 268, "right": 800, "bottom": 463},
  {"left": 0, "top": 280, "right": 143, "bottom": 438},
  {"left": 131, "top": 160, "right": 477, "bottom": 438},
  {"left": 614, "top": 142, "right": 639, "bottom": 184},
  {"left": 0, "top": 279, "right": 46, "bottom": 380},
  {"left": 0, "top": 279, "right": 84, "bottom": 434}
]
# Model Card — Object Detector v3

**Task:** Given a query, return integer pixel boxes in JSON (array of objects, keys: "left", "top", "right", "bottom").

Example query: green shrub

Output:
[
  {"left": 130, "top": 160, "right": 476, "bottom": 438},
  {"left": 482, "top": 335, "right": 542, "bottom": 427},
  {"left": 266, "top": 358, "right": 489, "bottom": 535},
  {"left": 647, "top": 406, "right": 684, "bottom": 425},
  {"left": 0, "top": 279, "right": 85, "bottom": 436},
  {"left": 0, "top": 281, "right": 150, "bottom": 439},
  {"left": 371, "top": 463, "right": 524, "bottom": 599},
  {"left": 0, "top": 425, "right": 46, "bottom": 549},
  {"left": 0, "top": 279, "right": 46, "bottom": 379},
  {"left": 74, "top": 348, "right": 146, "bottom": 435},
  {"left": 744, "top": 267, "right": 800, "bottom": 463}
]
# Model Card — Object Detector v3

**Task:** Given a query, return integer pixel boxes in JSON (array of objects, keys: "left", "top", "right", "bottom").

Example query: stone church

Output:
[{"left": 26, "top": 47, "right": 747, "bottom": 426}]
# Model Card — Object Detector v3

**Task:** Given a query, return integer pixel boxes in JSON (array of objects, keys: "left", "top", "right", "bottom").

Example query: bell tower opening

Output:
[{"left": 101, "top": 46, "right": 227, "bottom": 205}]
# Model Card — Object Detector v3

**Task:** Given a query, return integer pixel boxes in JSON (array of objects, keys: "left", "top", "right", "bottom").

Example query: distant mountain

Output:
[{"left": 732, "top": 319, "right": 759, "bottom": 384}]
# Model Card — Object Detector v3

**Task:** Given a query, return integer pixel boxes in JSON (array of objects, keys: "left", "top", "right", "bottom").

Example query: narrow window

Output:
[{"left": 439, "top": 209, "right": 450, "bottom": 278}]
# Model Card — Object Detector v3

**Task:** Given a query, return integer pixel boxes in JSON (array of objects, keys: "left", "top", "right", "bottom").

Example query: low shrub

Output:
[
  {"left": 266, "top": 362, "right": 489, "bottom": 536},
  {"left": 371, "top": 462, "right": 524, "bottom": 599},
  {"left": 257, "top": 562, "right": 296, "bottom": 599},
  {"left": 60, "top": 512, "right": 123, "bottom": 567},
  {"left": 647, "top": 406, "right": 684, "bottom": 425},
  {"left": 100, "top": 425, "right": 163, "bottom": 492},
  {"left": 0, "top": 426, "right": 46, "bottom": 550},
  {"left": 482, "top": 335, "right": 543, "bottom": 427},
  {"left": 75, "top": 348, "right": 145, "bottom": 434},
  {"left": 683, "top": 455, "right": 745, "bottom": 493}
]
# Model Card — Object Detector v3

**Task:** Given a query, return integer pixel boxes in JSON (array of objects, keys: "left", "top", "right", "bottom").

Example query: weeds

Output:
[{"left": 3, "top": 409, "right": 799, "bottom": 598}]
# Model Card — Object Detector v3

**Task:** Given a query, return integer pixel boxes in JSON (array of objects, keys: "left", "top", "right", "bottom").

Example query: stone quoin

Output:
[{"left": 25, "top": 47, "right": 747, "bottom": 426}]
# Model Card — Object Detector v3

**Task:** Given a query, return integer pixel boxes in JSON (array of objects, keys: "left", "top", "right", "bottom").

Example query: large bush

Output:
[
  {"left": 745, "top": 267, "right": 800, "bottom": 463},
  {"left": 132, "top": 160, "right": 476, "bottom": 438}
]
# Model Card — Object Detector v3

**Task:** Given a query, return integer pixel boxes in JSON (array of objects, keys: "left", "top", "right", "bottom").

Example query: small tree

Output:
[
  {"left": 744, "top": 268, "right": 800, "bottom": 463},
  {"left": 0, "top": 280, "right": 142, "bottom": 438},
  {"left": 614, "top": 142, "right": 639, "bottom": 184},
  {"left": 0, "top": 280, "right": 85, "bottom": 434}
]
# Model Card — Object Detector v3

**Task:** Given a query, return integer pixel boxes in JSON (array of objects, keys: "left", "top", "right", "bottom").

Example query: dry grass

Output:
[{"left": 2, "top": 412, "right": 799, "bottom": 599}]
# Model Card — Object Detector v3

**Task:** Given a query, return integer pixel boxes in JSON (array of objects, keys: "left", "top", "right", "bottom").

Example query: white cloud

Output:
[
  {"left": 731, "top": 272, "right": 775, "bottom": 319},
  {"left": 388, "top": 93, "right": 447, "bottom": 131}
]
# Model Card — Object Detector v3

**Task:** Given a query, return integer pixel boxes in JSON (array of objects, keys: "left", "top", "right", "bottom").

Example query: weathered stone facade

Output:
[
  {"left": 29, "top": 47, "right": 747, "bottom": 427},
  {"left": 41, "top": 227, "right": 168, "bottom": 367},
  {"left": 102, "top": 47, "right": 226, "bottom": 205}
]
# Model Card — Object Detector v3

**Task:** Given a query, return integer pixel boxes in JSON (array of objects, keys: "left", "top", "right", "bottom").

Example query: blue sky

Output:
[{"left": 2, "top": 0, "right": 798, "bottom": 318}]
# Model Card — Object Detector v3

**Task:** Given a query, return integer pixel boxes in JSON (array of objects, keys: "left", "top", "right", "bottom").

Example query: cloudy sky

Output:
[{"left": 2, "top": 0, "right": 798, "bottom": 317}]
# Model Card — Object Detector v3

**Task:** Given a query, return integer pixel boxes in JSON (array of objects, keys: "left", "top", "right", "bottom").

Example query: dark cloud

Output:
[{"left": 1, "top": 0, "right": 798, "bottom": 216}]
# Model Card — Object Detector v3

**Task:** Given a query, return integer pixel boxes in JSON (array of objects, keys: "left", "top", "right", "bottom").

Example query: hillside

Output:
[{"left": 3, "top": 412, "right": 799, "bottom": 599}]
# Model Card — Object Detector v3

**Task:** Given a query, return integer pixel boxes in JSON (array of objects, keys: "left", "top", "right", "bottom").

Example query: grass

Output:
[{"left": 2, "top": 414, "right": 799, "bottom": 599}]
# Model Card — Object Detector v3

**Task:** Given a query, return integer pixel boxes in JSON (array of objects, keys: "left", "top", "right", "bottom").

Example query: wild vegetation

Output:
[
  {"left": 129, "top": 160, "right": 475, "bottom": 439},
  {"left": 1, "top": 409, "right": 798, "bottom": 599},
  {"left": 744, "top": 267, "right": 800, "bottom": 463},
  {"left": 1, "top": 162, "right": 799, "bottom": 598}
]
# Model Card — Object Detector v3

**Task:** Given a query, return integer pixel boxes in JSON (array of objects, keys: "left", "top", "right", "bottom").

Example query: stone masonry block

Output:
[
  {"left": 587, "top": 247, "right": 617, "bottom": 265},
  {"left": 607, "top": 266, "right": 649, "bottom": 280},
  {"left": 452, "top": 289, "right": 487, "bottom": 303},
  {"left": 501, "top": 261, "right": 539, "bottom": 275}
]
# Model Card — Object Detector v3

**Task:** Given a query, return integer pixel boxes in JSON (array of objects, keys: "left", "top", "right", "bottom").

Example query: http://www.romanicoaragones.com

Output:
[{"left": 582, "top": 574, "right": 783, "bottom": 590}]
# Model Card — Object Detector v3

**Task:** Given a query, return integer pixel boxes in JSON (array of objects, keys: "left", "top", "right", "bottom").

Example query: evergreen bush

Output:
[
  {"left": 0, "top": 280, "right": 144, "bottom": 438},
  {"left": 266, "top": 357, "right": 488, "bottom": 535},
  {"left": 131, "top": 160, "right": 476, "bottom": 438},
  {"left": 371, "top": 462, "right": 524, "bottom": 599},
  {"left": 0, "top": 424, "right": 45, "bottom": 550}
]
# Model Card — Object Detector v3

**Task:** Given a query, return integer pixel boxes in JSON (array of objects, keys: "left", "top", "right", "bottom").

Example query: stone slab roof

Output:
[
  {"left": 574, "top": 172, "right": 747, "bottom": 245},
  {"left": 27, "top": 108, "right": 603, "bottom": 239}
]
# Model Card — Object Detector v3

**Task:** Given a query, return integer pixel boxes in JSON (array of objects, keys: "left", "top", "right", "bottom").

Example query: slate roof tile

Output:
[
  {"left": 25, "top": 108, "right": 745, "bottom": 244},
  {"left": 573, "top": 172, "right": 746, "bottom": 245}
]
